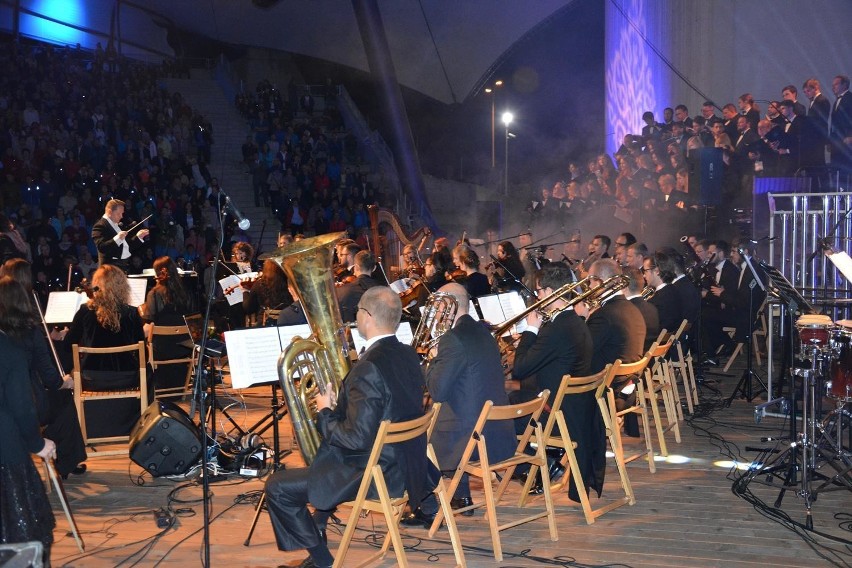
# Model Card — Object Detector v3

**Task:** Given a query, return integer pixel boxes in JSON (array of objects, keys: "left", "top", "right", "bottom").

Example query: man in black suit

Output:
[
  {"left": 90, "top": 199, "right": 149, "bottom": 270},
  {"left": 335, "top": 251, "right": 380, "bottom": 322},
  {"left": 624, "top": 266, "right": 660, "bottom": 351},
  {"left": 265, "top": 287, "right": 434, "bottom": 568},
  {"left": 804, "top": 78, "right": 831, "bottom": 154},
  {"left": 403, "top": 282, "right": 515, "bottom": 525},
  {"left": 644, "top": 253, "right": 683, "bottom": 337},
  {"left": 718, "top": 240, "right": 767, "bottom": 346},
  {"left": 668, "top": 247, "right": 702, "bottom": 356},
  {"left": 781, "top": 84, "right": 807, "bottom": 118},
  {"left": 577, "top": 259, "right": 645, "bottom": 437},
  {"left": 829, "top": 74, "right": 852, "bottom": 173},
  {"left": 511, "top": 263, "right": 599, "bottom": 501},
  {"left": 702, "top": 241, "right": 741, "bottom": 356}
]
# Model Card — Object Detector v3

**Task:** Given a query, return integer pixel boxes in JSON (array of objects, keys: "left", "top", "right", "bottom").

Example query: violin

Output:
[
  {"left": 449, "top": 268, "right": 467, "bottom": 282},
  {"left": 74, "top": 281, "right": 98, "bottom": 299},
  {"left": 224, "top": 276, "right": 258, "bottom": 295},
  {"left": 335, "top": 274, "right": 357, "bottom": 287}
]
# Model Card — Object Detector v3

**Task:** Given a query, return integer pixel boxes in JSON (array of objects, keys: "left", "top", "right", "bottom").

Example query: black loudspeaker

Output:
[
  {"left": 130, "top": 401, "right": 202, "bottom": 476},
  {"left": 688, "top": 147, "right": 724, "bottom": 206}
]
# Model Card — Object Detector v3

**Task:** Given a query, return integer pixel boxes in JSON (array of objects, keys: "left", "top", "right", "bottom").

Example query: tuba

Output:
[{"left": 260, "top": 232, "right": 350, "bottom": 465}]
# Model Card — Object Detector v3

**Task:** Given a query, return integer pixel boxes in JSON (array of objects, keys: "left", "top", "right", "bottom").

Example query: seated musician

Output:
[
  {"left": 624, "top": 265, "right": 660, "bottom": 351},
  {"left": 490, "top": 240, "right": 526, "bottom": 293},
  {"left": 231, "top": 242, "right": 255, "bottom": 273},
  {"left": 277, "top": 283, "right": 308, "bottom": 327},
  {"left": 511, "top": 263, "right": 600, "bottom": 500},
  {"left": 140, "top": 257, "right": 194, "bottom": 391},
  {"left": 242, "top": 259, "right": 294, "bottom": 326},
  {"left": 334, "top": 242, "right": 361, "bottom": 284},
  {"left": 578, "top": 234, "right": 610, "bottom": 276},
  {"left": 402, "top": 283, "right": 515, "bottom": 527},
  {"left": 0, "top": 261, "right": 87, "bottom": 479},
  {"left": 643, "top": 251, "right": 684, "bottom": 336},
  {"left": 423, "top": 251, "right": 449, "bottom": 293},
  {"left": 716, "top": 239, "right": 766, "bottom": 349},
  {"left": 398, "top": 244, "right": 424, "bottom": 281},
  {"left": 336, "top": 251, "right": 380, "bottom": 323},
  {"left": 64, "top": 265, "right": 150, "bottom": 439},
  {"left": 576, "top": 259, "right": 645, "bottom": 437},
  {"left": 451, "top": 244, "right": 490, "bottom": 298},
  {"left": 265, "top": 287, "right": 436, "bottom": 568}
]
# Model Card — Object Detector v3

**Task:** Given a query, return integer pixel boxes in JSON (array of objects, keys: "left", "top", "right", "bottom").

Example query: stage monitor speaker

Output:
[
  {"left": 130, "top": 401, "right": 201, "bottom": 477},
  {"left": 688, "top": 147, "right": 724, "bottom": 206}
]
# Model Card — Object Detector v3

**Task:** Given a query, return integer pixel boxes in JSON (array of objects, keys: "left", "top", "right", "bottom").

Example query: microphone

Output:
[{"left": 221, "top": 190, "right": 251, "bottom": 230}]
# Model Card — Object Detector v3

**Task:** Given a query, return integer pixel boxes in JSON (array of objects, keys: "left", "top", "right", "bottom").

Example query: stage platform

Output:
[{"left": 47, "top": 359, "right": 852, "bottom": 567}]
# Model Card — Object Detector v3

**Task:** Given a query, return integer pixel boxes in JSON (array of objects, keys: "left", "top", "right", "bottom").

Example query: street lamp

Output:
[
  {"left": 485, "top": 80, "right": 503, "bottom": 168},
  {"left": 502, "top": 111, "right": 514, "bottom": 196}
]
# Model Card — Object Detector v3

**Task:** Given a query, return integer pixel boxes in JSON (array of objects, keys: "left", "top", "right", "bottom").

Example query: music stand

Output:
[{"left": 725, "top": 253, "right": 768, "bottom": 405}]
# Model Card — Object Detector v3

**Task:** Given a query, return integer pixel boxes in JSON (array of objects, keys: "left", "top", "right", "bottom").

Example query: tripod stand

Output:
[{"left": 726, "top": 251, "right": 768, "bottom": 405}]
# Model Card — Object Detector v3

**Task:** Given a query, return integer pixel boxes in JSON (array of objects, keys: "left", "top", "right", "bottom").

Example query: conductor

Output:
[{"left": 91, "top": 199, "right": 150, "bottom": 270}]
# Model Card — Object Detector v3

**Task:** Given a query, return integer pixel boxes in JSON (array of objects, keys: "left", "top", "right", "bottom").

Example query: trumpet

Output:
[
  {"left": 640, "top": 285, "right": 656, "bottom": 301},
  {"left": 491, "top": 276, "right": 591, "bottom": 338}
]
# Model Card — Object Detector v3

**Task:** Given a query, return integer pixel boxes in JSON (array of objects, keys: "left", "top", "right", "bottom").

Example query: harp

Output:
[{"left": 367, "top": 205, "right": 432, "bottom": 278}]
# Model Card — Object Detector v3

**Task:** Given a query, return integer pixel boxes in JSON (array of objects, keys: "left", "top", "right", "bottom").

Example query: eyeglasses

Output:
[
  {"left": 357, "top": 306, "right": 372, "bottom": 316},
  {"left": 615, "top": 241, "right": 628, "bottom": 247},
  {"left": 641, "top": 266, "right": 657, "bottom": 274}
]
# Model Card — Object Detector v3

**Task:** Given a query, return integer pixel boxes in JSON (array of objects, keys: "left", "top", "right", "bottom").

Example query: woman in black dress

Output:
[
  {"left": 65, "top": 265, "right": 148, "bottom": 439},
  {"left": 242, "top": 259, "right": 293, "bottom": 326},
  {"left": 491, "top": 241, "right": 526, "bottom": 293},
  {"left": 0, "top": 258, "right": 87, "bottom": 479},
  {"left": 0, "top": 277, "right": 57, "bottom": 564},
  {"left": 452, "top": 244, "right": 491, "bottom": 298},
  {"left": 141, "top": 257, "right": 194, "bottom": 391}
]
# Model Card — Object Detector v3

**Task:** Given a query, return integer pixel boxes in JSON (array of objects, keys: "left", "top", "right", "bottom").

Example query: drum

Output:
[
  {"left": 829, "top": 322, "right": 852, "bottom": 400},
  {"left": 795, "top": 314, "right": 834, "bottom": 350}
]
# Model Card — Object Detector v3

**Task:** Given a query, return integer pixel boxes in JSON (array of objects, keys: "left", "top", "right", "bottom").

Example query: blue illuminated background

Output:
[
  {"left": 605, "top": 0, "right": 666, "bottom": 157},
  {"left": 18, "top": 0, "right": 96, "bottom": 48}
]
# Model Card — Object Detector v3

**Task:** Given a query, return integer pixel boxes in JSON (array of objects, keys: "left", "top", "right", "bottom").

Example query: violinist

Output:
[
  {"left": 423, "top": 252, "right": 449, "bottom": 293},
  {"left": 451, "top": 244, "right": 490, "bottom": 298},
  {"left": 336, "top": 251, "right": 381, "bottom": 323},
  {"left": 140, "top": 257, "right": 194, "bottom": 392},
  {"left": 231, "top": 241, "right": 255, "bottom": 274},
  {"left": 333, "top": 241, "right": 360, "bottom": 284},
  {"left": 489, "top": 241, "right": 526, "bottom": 293},
  {"left": 399, "top": 244, "right": 424, "bottom": 280},
  {"left": 243, "top": 259, "right": 294, "bottom": 326}
]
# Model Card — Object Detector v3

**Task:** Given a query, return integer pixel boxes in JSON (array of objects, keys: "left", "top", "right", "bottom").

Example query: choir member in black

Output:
[
  {"left": 490, "top": 241, "right": 526, "bottom": 293},
  {"left": 242, "top": 259, "right": 294, "bottom": 325},
  {"left": 141, "top": 256, "right": 194, "bottom": 391},
  {"left": 0, "top": 278, "right": 57, "bottom": 565},
  {"left": 1, "top": 259, "right": 87, "bottom": 480},
  {"left": 451, "top": 244, "right": 490, "bottom": 298},
  {"left": 577, "top": 259, "right": 646, "bottom": 436},
  {"left": 64, "top": 265, "right": 149, "bottom": 439},
  {"left": 511, "top": 263, "right": 601, "bottom": 501},
  {"left": 624, "top": 266, "right": 660, "bottom": 351}
]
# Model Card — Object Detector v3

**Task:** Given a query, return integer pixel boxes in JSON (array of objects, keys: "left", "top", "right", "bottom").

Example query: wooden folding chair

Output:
[
  {"left": 334, "top": 406, "right": 451, "bottom": 568},
  {"left": 598, "top": 357, "right": 656, "bottom": 473},
  {"left": 72, "top": 341, "right": 148, "bottom": 456},
  {"left": 669, "top": 319, "right": 698, "bottom": 415},
  {"left": 148, "top": 324, "right": 194, "bottom": 400},
  {"left": 540, "top": 366, "right": 634, "bottom": 524},
  {"left": 642, "top": 336, "right": 681, "bottom": 457},
  {"left": 428, "top": 391, "right": 558, "bottom": 562}
]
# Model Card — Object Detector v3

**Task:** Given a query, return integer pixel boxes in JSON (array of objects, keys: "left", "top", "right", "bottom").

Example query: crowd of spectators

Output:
[
  {"left": 235, "top": 78, "right": 394, "bottom": 240},
  {"left": 524, "top": 78, "right": 852, "bottom": 241},
  {"left": 0, "top": 36, "right": 247, "bottom": 300}
]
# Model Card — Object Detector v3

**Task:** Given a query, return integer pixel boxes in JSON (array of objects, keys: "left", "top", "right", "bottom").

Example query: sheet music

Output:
[
  {"left": 477, "top": 291, "right": 525, "bottom": 336},
  {"left": 351, "top": 322, "right": 413, "bottom": 356},
  {"left": 225, "top": 324, "right": 313, "bottom": 389},
  {"left": 127, "top": 277, "right": 148, "bottom": 307},
  {"left": 827, "top": 251, "right": 852, "bottom": 284},
  {"left": 467, "top": 300, "right": 480, "bottom": 321},
  {"left": 44, "top": 291, "right": 87, "bottom": 323}
]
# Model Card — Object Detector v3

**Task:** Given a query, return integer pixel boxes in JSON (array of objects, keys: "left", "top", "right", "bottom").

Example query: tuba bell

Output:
[{"left": 260, "top": 232, "right": 351, "bottom": 465}]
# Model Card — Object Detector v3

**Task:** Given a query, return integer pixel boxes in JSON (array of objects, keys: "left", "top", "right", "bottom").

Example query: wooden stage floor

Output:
[{"left": 48, "top": 359, "right": 852, "bottom": 567}]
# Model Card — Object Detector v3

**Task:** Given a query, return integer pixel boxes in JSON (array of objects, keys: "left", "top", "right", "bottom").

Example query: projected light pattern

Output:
[
  {"left": 20, "top": 0, "right": 88, "bottom": 46},
  {"left": 605, "top": 0, "right": 662, "bottom": 156}
]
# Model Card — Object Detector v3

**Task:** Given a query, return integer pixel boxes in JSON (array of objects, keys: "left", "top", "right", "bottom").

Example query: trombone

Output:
[
  {"left": 543, "top": 274, "right": 629, "bottom": 321},
  {"left": 491, "top": 276, "right": 591, "bottom": 338}
]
